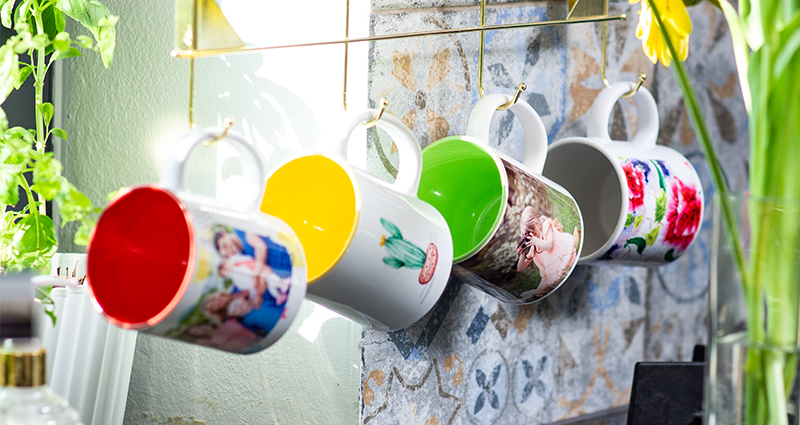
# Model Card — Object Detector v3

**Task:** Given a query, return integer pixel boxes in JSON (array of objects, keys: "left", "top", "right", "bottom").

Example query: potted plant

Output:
[
  {"left": 0, "top": 0, "right": 117, "bottom": 274},
  {"left": 629, "top": 0, "right": 800, "bottom": 422}
]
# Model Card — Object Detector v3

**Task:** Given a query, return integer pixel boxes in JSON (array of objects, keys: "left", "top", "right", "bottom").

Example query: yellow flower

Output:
[{"left": 630, "top": 0, "right": 693, "bottom": 67}]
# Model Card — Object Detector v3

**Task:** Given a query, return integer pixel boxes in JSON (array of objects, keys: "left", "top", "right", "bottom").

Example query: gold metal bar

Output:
[
  {"left": 601, "top": 21, "right": 610, "bottom": 87},
  {"left": 172, "top": 14, "right": 627, "bottom": 58},
  {"left": 189, "top": 57, "right": 196, "bottom": 128},
  {"left": 344, "top": 0, "right": 350, "bottom": 111},
  {"left": 478, "top": 0, "right": 486, "bottom": 98}
]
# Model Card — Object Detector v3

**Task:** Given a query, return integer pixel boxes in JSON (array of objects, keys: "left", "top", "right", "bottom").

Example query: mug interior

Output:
[
  {"left": 418, "top": 137, "right": 505, "bottom": 261},
  {"left": 542, "top": 141, "right": 624, "bottom": 260},
  {"left": 87, "top": 187, "right": 193, "bottom": 328},
  {"left": 261, "top": 155, "right": 358, "bottom": 282}
]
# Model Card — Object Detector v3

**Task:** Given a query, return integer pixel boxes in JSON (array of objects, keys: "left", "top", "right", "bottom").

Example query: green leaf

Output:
[
  {"left": 14, "top": 0, "right": 30, "bottom": 30},
  {"left": 15, "top": 64, "right": 31, "bottom": 89},
  {"left": 645, "top": 225, "right": 661, "bottom": 247},
  {"left": 75, "top": 34, "right": 92, "bottom": 48},
  {"left": 49, "top": 47, "right": 81, "bottom": 64},
  {"left": 39, "top": 3, "right": 64, "bottom": 54},
  {"left": 624, "top": 213, "right": 634, "bottom": 227},
  {"left": 624, "top": 237, "right": 647, "bottom": 255},
  {"left": 56, "top": 183, "right": 93, "bottom": 224},
  {"left": 0, "top": 105, "right": 7, "bottom": 130},
  {"left": 1, "top": 0, "right": 16, "bottom": 29},
  {"left": 664, "top": 249, "right": 677, "bottom": 262},
  {"left": 774, "top": 28, "right": 800, "bottom": 81},
  {"left": 54, "top": 0, "right": 116, "bottom": 67},
  {"left": 73, "top": 218, "right": 94, "bottom": 246},
  {"left": 0, "top": 163, "right": 21, "bottom": 205},
  {"left": 719, "top": 0, "right": 751, "bottom": 111},
  {"left": 382, "top": 257, "right": 404, "bottom": 268},
  {"left": 39, "top": 102, "right": 53, "bottom": 127},
  {"left": 655, "top": 189, "right": 667, "bottom": 223},
  {"left": 13, "top": 213, "right": 57, "bottom": 272},
  {"left": 0, "top": 43, "right": 19, "bottom": 106},
  {"left": 52, "top": 31, "right": 70, "bottom": 52},
  {"left": 50, "top": 127, "right": 67, "bottom": 140},
  {"left": 634, "top": 215, "right": 644, "bottom": 230},
  {"left": 32, "top": 153, "right": 65, "bottom": 200},
  {"left": 380, "top": 218, "right": 402, "bottom": 239}
]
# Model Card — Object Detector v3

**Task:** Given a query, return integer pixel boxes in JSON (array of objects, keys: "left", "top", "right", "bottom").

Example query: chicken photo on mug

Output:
[
  {"left": 163, "top": 225, "right": 296, "bottom": 353},
  {"left": 456, "top": 162, "right": 582, "bottom": 303}
]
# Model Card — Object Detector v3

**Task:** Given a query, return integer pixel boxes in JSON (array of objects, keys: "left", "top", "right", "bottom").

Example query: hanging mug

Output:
[
  {"left": 418, "top": 94, "right": 584, "bottom": 304},
  {"left": 87, "top": 128, "right": 307, "bottom": 354},
  {"left": 260, "top": 110, "right": 453, "bottom": 331},
  {"left": 543, "top": 82, "right": 704, "bottom": 265}
]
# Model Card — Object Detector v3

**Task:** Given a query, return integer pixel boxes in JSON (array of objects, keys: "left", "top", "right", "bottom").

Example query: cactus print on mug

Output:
[
  {"left": 379, "top": 218, "right": 439, "bottom": 303},
  {"left": 453, "top": 160, "right": 582, "bottom": 304},
  {"left": 598, "top": 157, "right": 703, "bottom": 265}
]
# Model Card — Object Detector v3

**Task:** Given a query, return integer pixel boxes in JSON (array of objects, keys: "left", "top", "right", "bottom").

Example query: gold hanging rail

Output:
[{"left": 172, "top": 14, "right": 626, "bottom": 59}]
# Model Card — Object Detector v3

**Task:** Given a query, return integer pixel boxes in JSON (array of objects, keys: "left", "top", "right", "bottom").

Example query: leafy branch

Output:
[{"left": 0, "top": 0, "right": 116, "bottom": 273}]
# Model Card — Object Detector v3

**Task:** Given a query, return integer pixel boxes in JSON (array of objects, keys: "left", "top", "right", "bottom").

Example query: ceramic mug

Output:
[
  {"left": 543, "top": 82, "right": 704, "bottom": 265},
  {"left": 418, "top": 94, "right": 584, "bottom": 304},
  {"left": 87, "top": 128, "right": 307, "bottom": 354},
  {"left": 260, "top": 110, "right": 453, "bottom": 331}
]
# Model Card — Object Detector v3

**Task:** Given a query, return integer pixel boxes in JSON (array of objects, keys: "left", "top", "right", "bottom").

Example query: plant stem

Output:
[{"left": 32, "top": 5, "right": 47, "bottom": 216}]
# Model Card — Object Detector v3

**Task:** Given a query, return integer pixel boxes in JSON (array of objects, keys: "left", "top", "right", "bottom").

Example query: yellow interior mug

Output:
[{"left": 261, "top": 110, "right": 454, "bottom": 331}]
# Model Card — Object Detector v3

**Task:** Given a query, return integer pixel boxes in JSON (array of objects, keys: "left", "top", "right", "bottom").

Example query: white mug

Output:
[
  {"left": 261, "top": 111, "right": 454, "bottom": 331},
  {"left": 418, "top": 94, "right": 584, "bottom": 304},
  {"left": 87, "top": 128, "right": 307, "bottom": 354},
  {"left": 543, "top": 82, "right": 704, "bottom": 265}
]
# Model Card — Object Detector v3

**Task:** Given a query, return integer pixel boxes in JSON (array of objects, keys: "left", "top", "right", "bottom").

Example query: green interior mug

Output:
[{"left": 418, "top": 94, "right": 583, "bottom": 304}]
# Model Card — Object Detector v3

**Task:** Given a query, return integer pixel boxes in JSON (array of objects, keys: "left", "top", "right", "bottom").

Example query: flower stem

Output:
[{"left": 32, "top": 5, "right": 47, "bottom": 216}]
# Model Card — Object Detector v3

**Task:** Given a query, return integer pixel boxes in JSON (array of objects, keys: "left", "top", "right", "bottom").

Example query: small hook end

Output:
[
  {"left": 360, "top": 98, "right": 389, "bottom": 129},
  {"left": 497, "top": 83, "right": 527, "bottom": 110},
  {"left": 203, "top": 117, "right": 235, "bottom": 147},
  {"left": 621, "top": 73, "right": 647, "bottom": 98}
]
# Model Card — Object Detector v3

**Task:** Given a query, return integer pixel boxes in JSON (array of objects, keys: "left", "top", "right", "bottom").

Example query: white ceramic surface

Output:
[
  {"left": 543, "top": 82, "right": 704, "bottom": 266},
  {"left": 283, "top": 111, "right": 454, "bottom": 331},
  {"left": 89, "top": 129, "right": 307, "bottom": 354}
]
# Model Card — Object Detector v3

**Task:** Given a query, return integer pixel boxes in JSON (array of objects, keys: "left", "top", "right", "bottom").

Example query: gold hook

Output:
[
  {"left": 478, "top": 0, "right": 487, "bottom": 98},
  {"left": 600, "top": 21, "right": 611, "bottom": 88},
  {"left": 497, "top": 83, "right": 527, "bottom": 110},
  {"left": 621, "top": 73, "right": 647, "bottom": 98},
  {"left": 203, "top": 117, "right": 235, "bottom": 147},
  {"left": 360, "top": 98, "right": 389, "bottom": 129}
]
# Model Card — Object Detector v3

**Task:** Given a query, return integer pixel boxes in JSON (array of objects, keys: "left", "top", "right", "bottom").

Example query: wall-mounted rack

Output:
[{"left": 173, "top": 0, "right": 634, "bottom": 126}]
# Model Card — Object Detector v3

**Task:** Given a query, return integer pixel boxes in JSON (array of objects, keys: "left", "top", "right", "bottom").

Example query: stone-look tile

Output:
[{"left": 361, "top": 2, "right": 746, "bottom": 425}]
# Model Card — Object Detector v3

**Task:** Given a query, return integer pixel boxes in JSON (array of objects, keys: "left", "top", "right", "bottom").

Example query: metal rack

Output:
[{"left": 172, "top": 0, "right": 639, "bottom": 127}]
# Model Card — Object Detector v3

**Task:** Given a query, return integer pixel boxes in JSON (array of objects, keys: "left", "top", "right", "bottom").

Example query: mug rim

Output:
[
  {"left": 422, "top": 134, "right": 509, "bottom": 263},
  {"left": 262, "top": 152, "right": 362, "bottom": 283},
  {"left": 547, "top": 136, "right": 629, "bottom": 263},
  {"left": 86, "top": 185, "right": 197, "bottom": 331}
]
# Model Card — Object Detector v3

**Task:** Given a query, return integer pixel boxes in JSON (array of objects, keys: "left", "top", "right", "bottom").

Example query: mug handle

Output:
[
  {"left": 159, "top": 127, "right": 266, "bottom": 213},
  {"left": 337, "top": 110, "right": 423, "bottom": 197},
  {"left": 466, "top": 93, "right": 549, "bottom": 174},
  {"left": 586, "top": 82, "right": 660, "bottom": 147}
]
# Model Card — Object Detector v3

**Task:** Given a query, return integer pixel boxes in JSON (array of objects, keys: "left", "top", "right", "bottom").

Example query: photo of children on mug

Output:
[
  {"left": 165, "top": 225, "right": 295, "bottom": 353},
  {"left": 455, "top": 160, "right": 582, "bottom": 304}
]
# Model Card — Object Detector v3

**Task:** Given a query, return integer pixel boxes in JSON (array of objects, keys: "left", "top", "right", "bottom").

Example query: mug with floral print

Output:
[{"left": 542, "top": 82, "right": 703, "bottom": 266}]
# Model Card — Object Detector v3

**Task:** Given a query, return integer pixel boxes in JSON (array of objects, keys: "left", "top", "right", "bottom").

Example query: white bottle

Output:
[{"left": 0, "top": 338, "right": 83, "bottom": 425}]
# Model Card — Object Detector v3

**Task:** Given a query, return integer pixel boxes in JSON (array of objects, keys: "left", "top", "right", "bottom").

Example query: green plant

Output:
[
  {"left": 0, "top": 0, "right": 117, "bottom": 273},
  {"left": 634, "top": 0, "right": 800, "bottom": 421}
]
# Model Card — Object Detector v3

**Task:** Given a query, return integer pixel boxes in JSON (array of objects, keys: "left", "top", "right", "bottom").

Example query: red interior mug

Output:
[{"left": 87, "top": 128, "right": 307, "bottom": 354}]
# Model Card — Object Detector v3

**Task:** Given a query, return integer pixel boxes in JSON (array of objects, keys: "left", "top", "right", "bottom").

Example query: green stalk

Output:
[
  {"left": 32, "top": 4, "right": 47, "bottom": 216},
  {"left": 644, "top": 1, "right": 794, "bottom": 423}
]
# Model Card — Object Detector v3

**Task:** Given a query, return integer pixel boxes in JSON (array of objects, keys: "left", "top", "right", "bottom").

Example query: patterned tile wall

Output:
[{"left": 360, "top": 1, "right": 749, "bottom": 424}]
